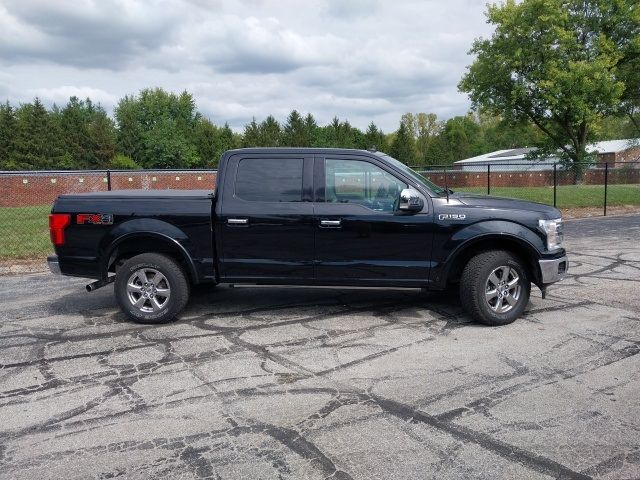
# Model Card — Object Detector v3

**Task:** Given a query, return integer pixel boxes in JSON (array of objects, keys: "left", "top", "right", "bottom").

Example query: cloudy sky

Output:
[{"left": 0, "top": 0, "right": 494, "bottom": 131}]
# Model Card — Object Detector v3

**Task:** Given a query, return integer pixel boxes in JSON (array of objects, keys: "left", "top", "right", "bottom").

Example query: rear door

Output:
[
  {"left": 218, "top": 153, "right": 315, "bottom": 283},
  {"left": 313, "top": 154, "right": 434, "bottom": 286}
]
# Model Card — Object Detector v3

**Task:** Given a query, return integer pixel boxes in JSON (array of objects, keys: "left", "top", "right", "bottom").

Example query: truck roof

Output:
[{"left": 224, "top": 147, "right": 380, "bottom": 156}]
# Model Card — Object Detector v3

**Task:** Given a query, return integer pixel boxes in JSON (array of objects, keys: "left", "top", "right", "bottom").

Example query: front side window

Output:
[
  {"left": 325, "top": 159, "right": 407, "bottom": 212},
  {"left": 235, "top": 158, "right": 303, "bottom": 202}
]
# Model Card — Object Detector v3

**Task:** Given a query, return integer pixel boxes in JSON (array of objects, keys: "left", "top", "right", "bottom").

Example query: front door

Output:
[
  {"left": 314, "top": 155, "right": 434, "bottom": 287},
  {"left": 218, "top": 153, "right": 315, "bottom": 283}
]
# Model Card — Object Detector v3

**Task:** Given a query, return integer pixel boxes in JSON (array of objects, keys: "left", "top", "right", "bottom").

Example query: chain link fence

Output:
[
  {"left": 414, "top": 161, "right": 640, "bottom": 217},
  {"left": 1, "top": 162, "right": 639, "bottom": 274}
]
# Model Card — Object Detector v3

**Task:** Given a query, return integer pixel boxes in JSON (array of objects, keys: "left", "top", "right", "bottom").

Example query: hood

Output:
[{"left": 451, "top": 192, "right": 561, "bottom": 218}]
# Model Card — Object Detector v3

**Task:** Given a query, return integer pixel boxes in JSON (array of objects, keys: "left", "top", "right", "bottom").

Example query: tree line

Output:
[{"left": 0, "top": 87, "right": 636, "bottom": 171}]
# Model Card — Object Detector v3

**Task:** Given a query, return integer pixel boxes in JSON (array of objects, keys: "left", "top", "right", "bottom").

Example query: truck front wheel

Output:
[
  {"left": 115, "top": 253, "right": 190, "bottom": 324},
  {"left": 460, "top": 250, "right": 530, "bottom": 326}
]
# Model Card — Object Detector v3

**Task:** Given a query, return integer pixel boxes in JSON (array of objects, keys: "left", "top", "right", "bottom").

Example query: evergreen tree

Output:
[
  {"left": 89, "top": 106, "right": 117, "bottom": 168},
  {"left": 0, "top": 101, "right": 17, "bottom": 169},
  {"left": 220, "top": 122, "right": 239, "bottom": 155},
  {"left": 282, "top": 110, "right": 308, "bottom": 146},
  {"left": 193, "top": 117, "right": 221, "bottom": 167},
  {"left": 242, "top": 118, "right": 261, "bottom": 147},
  {"left": 304, "top": 113, "right": 318, "bottom": 146},
  {"left": 60, "top": 97, "right": 96, "bottom": 169},
  {"left": 390, "top": 120, "right": 415, "bottom": 165},
  {"left": 259, "top": 115, "right": 281, "bottom": 146},
  {"left": 13, "top": 98, "right": 65, "bottom": 170},
  {"left": 364, "top": 122, "right": 387, "bottom": 152}
]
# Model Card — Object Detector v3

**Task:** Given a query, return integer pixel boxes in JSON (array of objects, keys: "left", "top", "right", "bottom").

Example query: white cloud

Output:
[
  {"left": 28, "top": 86, "right": 119, "bottom": 109},
  {"left": 0, "top": 0, "right": 494, "bottom": 131}
]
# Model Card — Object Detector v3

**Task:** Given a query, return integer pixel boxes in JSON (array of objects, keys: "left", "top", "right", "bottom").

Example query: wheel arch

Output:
[
  {"left": 444, "top": 234, "right": 541, "bottom": 287},
  {"left": 103, "top": 232, "right": 198, "bottom": 284}
]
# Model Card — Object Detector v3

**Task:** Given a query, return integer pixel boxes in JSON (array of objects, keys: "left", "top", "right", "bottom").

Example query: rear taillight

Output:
[{"left": 49, "top": 214, "right": 71, "bottom": 246}]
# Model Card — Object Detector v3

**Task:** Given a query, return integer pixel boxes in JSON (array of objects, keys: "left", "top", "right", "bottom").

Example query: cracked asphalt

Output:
[{"left": 1, "top": 215, "right": 639, "bottom": 479}]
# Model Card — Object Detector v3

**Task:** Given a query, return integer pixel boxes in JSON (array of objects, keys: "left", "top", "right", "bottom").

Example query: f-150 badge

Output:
[
  {"left": 439, "top": 213, "right": 466, "bottom": 221},
  {"left": 77, "top": 214, "right": 114, "bottom": 225}
]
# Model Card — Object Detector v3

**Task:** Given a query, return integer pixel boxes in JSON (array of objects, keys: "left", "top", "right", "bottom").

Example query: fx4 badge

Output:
[
  {"left": 77, "top": 214, "right": 114, "bottom": 225},
  {"left": 439, "top": 213, "right": 466, "bottom": 221}
]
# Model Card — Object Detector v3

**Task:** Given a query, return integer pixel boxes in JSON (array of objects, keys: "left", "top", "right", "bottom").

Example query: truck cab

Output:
[{"left": 48, "top": 148, "right": 568, "bottom": 326}]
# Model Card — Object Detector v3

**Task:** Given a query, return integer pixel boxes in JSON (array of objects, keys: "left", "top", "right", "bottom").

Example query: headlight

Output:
[{"left": 538, "top": 218, "right": 563, "bottom": 251}]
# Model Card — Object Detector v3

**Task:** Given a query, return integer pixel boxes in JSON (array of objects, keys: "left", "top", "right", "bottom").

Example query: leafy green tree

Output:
[
  {"left": 390, "top": 120, "right": 415, "bottom": 164},
  {"left": 111, "top": 154, "right": 140, "bottom": 169},
  {"left": 192, "top": 118, "right": 240, "bottom": 167},
  {"left": 423, "top": 136, "right": 449, "bottom": 166},
  {"left": 594, "top": 115, "right": 637, "bottom": 140},
  {"left": 442, "top": 115, "right": 483, "bottom": 162},
  {"left": 142, "top": 116, "right": 199, "bottom": 168},
  {"left": 114, "top": 88, "right": 201, "bottom": 168},
  {"left": 607, "top": 1, "right": 640, "bottom": 134},
  {"left": 415, "top": 113, "right": 441, "bottom": 165},
  {"left": 459, "top": 0, "right": 637, "bottom": 172}
]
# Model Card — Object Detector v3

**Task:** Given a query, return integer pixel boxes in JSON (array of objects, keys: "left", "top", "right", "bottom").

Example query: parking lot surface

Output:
[{"left": 1, "top": 215, "right": 639, "bottom": 479}]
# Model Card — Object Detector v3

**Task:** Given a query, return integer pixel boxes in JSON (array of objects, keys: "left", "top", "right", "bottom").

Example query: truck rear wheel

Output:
[
  {"left": 460, "top": 250, "right": 530, "bottom": 326},
  {"left": 115, "top": 253, "right": 190, "bottom": 324}
]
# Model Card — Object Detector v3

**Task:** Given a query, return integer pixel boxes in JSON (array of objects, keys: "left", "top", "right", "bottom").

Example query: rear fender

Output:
[{"left": 100, "top": 218, "right": 198, "bottom": 282}]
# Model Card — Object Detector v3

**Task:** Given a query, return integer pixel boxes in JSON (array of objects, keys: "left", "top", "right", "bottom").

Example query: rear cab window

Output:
[{"left": 235, "top": 158, "right": 304, "bottom": 202}]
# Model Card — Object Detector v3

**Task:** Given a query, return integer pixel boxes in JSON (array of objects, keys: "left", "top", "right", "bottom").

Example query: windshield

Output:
[{"left": 376, "top": 153, "right": 447, "bottom": 195}]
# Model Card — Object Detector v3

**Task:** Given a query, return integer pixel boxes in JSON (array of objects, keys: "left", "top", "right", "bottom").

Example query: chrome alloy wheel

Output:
[
  {"left": 126, "top": 268, "right": 171, "bottom": 313},
  {"left": 485, "top": 265, "right": 521, "bottom": 314}
]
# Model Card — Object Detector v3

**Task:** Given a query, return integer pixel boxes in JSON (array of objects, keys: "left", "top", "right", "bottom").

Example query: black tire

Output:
[
  {"left": 460, "top": 250, "right": 530, "bottom": 326},
  {"left": 115, "top": 253, "right": 190, "bottom": 324}
]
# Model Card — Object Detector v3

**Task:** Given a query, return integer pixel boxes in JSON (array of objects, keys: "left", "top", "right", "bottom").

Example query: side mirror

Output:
[{"left": 398, "top": 188, "right": 424, "bottom": 213}]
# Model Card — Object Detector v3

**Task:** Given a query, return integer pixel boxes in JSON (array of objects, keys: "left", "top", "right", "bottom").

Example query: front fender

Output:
[{"left": 430, "top": 220, "right": 545, "bottom": 288}]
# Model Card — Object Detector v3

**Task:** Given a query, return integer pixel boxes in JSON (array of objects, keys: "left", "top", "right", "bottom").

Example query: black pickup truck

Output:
[{"left": 48, "top": 148, "right": 567, "bottom": 326}]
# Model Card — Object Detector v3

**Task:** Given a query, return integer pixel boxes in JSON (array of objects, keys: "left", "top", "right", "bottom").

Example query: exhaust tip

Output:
[{"left": 86, "top": 276, "right": 114, "bottom": 292}]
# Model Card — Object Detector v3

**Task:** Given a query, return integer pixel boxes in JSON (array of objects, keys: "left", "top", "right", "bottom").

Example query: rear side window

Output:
[{"left": 235, "top": 158, "right": 303, "bottom": 202}]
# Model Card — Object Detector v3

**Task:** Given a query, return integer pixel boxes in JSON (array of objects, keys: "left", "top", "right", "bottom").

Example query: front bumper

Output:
[
  {"left": 47, "top": 255, "right": 61, "bottom": 275},
  {"left": 538, "top": 255, "right": 568, "bottom": 284}
]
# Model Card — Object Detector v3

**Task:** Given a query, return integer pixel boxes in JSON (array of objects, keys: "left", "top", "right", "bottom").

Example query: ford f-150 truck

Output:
[{"left": 48, "top": 148, "right": 568, "bottom": 326}]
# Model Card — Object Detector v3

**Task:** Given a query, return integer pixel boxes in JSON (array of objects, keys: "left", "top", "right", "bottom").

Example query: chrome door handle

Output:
[
  {"left": 320, "top": 219, "right": 341, "bottom": 228},
  {"left": 227, "top": 218, "right": 248, "bottom": 225}
]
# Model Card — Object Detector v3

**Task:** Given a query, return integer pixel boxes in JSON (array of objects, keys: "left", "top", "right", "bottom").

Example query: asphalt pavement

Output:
[{"left": 0, "top": 215, "right": 639, "bottom": 479}]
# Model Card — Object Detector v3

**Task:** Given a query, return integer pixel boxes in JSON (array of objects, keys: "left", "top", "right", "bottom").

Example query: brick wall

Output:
[
  {"left": 615, "top": 147, "right": 640, "bottom": 163},
  {"left": 0, "top": 171, "right": 217, "bottom": 207}
]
